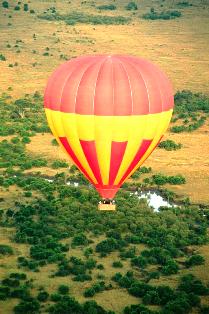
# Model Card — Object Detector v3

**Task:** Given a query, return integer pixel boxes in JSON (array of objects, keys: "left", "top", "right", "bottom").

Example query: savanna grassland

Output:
[{"left": 0, "top": 1, "right": 209, "bottom": 314}]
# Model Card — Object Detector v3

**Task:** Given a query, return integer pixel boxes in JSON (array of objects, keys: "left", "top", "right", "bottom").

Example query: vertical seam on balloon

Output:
[
  {"left": 113, "top": 57, "right": 150, "bottom": 184},
  {"left": 48, "top": 60, "right": 77, "bottom": 162},
  {"left": 131, "top": 60, "right": 162, "bottom": 176},
  {"left": 109, "top": 56, "right": 114, "bottom": 185},
  {"left": 72, "top": 58, "right": 103, "bottom": 183},
  {"left": 113, "top": 57, "right": 134, "bottom": 186},
  {"left": 60, "top": 58, "right": 98, "bottom": 183},
  {"left": 118, "top": 59, "right": 133, "bottom": 114},
  {"left": 91, "top": 57, "right": 108, "bottom": 185},
  {"left": 92, "top": 57, "right": 107, "bottom": 116}
]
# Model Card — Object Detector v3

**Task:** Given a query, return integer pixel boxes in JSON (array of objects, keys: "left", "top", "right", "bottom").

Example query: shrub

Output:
[
  {"left": 84, "top": 287, "right": 95, "bottom": 297},
  {"left": 0, "top": 244, "right": 13, "bottom": 255},
  {"left": 51, "top": 138, "right": 59, "bottom": 146},
  {"left": 142, "top": 9, "right": 182, "bottom": 20},
  {"left": 14, "top": 5, "right": 21, "bottom": 10},
  {"left": 142, "top": 290, "right": 161, "bottom": 305},
  {"left": 158, "top": 139, "right": 182, "bottom": 150},
  {"left": 23, "top": 3, "right": 28, "bottom": 11},
  {"left": 125, "top": 2, "right": 138, "bottom": 10},
  {"left": 51, "top": 160, "right": 68, "bottom": 168},
  {"left": 152, "top": 174, "right": 186, "bottom": 185},
  {"left": 185, "top": 254, "right": 205, "bottom": 268},
  {"left": 124, "top": 304, "right": 153, "bottom": 314},
  {"left": 14, "top": 299, "right": 40, "bottom": 314},
  {"left": 9, "top": 273, "right": 27, "bottom": 280},
  {"left": 128, "top": 281, "right": 152, "bottom": 297},
  {"left": 131, "top": 256, "right": 147, "bottom": 268},
  {"left": 58, "top": 285, "right": 69, "bottom": 295},
  {"left": 37, "top": 291, "right": 49, "bottom": 302},
  {"left": 73, "top": 274, "right": 92, "bottom": 282},
  {"left": 161, "top": 259, "right": 179, "bottom": 275},
  {"left": 200, "top": 305, "right": 209, "bottom": 314},
  {"left": 177, "top": 1, "right": 192, "bottom": 7},
  {"left": 112, "top": 261, "right": 123, "bottom": 268},
  {"left": 2, "top": 1, "right": 9, "bottom": 8},
  {"left": 30, "top": 9, "right": 35, "bottom": 14},
  {"left": 97, "top": 4, "right": 116, "bottom": 10},
  {"left": 72, "top": 233, "right": 88, "bottom": 246},
  {"left": 50, "top": 293, "right": 62, "bottom": 302},
  {"left": 96, "top": 238, "right": 119, "bottom": 254},
  {"left": 39, "top": 11, "right": 131, "bottom": 25},
  {"left": 0, "top": 54, "right": 6, "bottom": 61},
  {"left": 48, "top": 296, "right": 82, "bottom": 313},
  {"left": 22, "top": 136, "right": 31, "bottom": 144},
  {"left": 178, "top": 274, "right": 209, "bottom": 295}
]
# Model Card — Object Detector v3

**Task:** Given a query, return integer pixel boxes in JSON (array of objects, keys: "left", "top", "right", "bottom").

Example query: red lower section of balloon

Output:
[{"left": 95, "top": 185, "right": 120, "bottom": 199}]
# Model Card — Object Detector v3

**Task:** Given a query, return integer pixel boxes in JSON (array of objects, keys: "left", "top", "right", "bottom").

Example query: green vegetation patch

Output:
[
  {"left": 38, "top": 11, "right": 131, "bottom": 25},
  {"left": 170, "top": 90, "right": 209, "bottom": 133},
  {"left": 142, "top": 8, "right": 182, "bottom": 20},
  {"left": 158, "top": 139, "right": 182, "bottom": 150},
  {"left": 97, "top": 4, "right": 116, "bottom": 10},
  {"left": 0, "top": 244, "right": 13, "bottom": 255},
  {"left": 125, "top": 2, "right": 138, "bottom": 11}
]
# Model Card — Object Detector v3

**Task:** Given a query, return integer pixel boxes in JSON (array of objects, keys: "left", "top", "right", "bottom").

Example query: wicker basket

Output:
[{"left": 98, "top": 203, "right": 116, "bottom": 211}]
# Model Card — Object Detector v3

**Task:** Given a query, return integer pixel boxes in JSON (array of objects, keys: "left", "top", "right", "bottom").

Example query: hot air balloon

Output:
[{"left": 44, "top": 55, "right": 174, "bottom": 210}]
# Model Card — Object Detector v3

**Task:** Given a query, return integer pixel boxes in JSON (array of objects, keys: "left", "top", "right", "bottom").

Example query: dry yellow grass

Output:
[
  {"left": 1, "top": 1, "right": 209, "bottom": 313},
  {"left": 0, "top": 0, "right": 209, "bottom": 97},
  {"left": 1, "top": 0, "right": 209, "bottom": 204}
]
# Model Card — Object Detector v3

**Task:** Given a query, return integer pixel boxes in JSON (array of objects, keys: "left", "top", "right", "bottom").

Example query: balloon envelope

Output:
[{"left": 44, "top": 55, "right": 174, "bottom": 199}]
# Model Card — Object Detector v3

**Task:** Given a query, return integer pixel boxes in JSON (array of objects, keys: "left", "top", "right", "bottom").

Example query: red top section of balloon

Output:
[{"left": 44, "top": 54, "right": 174, "bottom": 116}]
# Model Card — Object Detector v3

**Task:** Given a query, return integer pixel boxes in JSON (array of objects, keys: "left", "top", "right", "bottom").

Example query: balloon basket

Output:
[{"left": 98, "top": 202, "right": 116, "bottom": 211}]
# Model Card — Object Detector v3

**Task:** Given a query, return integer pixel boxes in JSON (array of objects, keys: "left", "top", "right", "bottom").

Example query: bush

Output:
[
  {"left": 142, "top": 9, "right": 182, "bottom": 20},
  {"left": 200, "top": 305, "right": 209, "bottom": 314},
  {"left": 131, "top": 256, "right": 147, "bottom": 268},
  {"left": 0, "top": 54, "right": 6, "bottom": 61},
  {"left": 9, "top": 273, "right": 27, "bottom": 280},
  {"left": 96, "top": 238, "right": 119, "bottom": 254},
  {"left": 124, "top": 304, "right": 154, "bottom": 314},
  {"left": 177, "top": 1, "right": 192, "bottom": 7},
  {"left": 84, "top": 287, "right": 95, "bottom": 297},
  {"left": 58, "top": 285, "right": 69, "bottom": 295},
  {"left": 50, "top": 293, "right": 62, "bottom": 302},
  {"left": 125, "top": 2, "right": 138, "bottom": 10},
  {"left": 128, "top": 281, "right": 152, "bottom": 297},
  {"left": 37, "top": 291, "right": 49, "bottom": 302},
  {"left": 23, "top": 3, "right": 28, "bottom": 11},
  {"left": 51, "top": 138, "right": 59, "bottom": 146},
  {"left": 72, "top": 233, "right": 88, "bottom": 246},
  {"left": 2, "top": 1, "right": 9, "bottom": 8},
  {"left": 152, "top": 174, "right": 186, "bottom": 186},
  {"left": 39, "top": 11, "right": 131, "bottom": 25},
  {"left": 97, "top": 4, "right": 116, "bottom": 10},
  {"left": 22, "top": 136, "right": 31, "bottom": 144},
  {"left": 84, "top": 281, "right": 106, "bottom": 297},
  {"left": 14, "top": 299, "right": 40, "bottom": 314},
  {"left": 51, "top": 160, "right": 68, "bottom": 168},
  {"left": 112, "top": 261, "right": 123, "bottom": 268},
  {"left": 178, "top": 274, "right": 209, "bottom": 295},
  {"left": 158, "top": 139, "right": 182, "bottom": 151},
  {"left": 185, "top": 254, "right": 205, "bottom": 268},
  {"left": 14, "top": 5, "right": 21, "bottom": 11},
  {"left": 0, "top": 244, "right": 13, "bottom": 255},
  {"left": 161, "top": 259, "right": 179, "bottom": 275},
  {"left": 73, "top": 274, "right": 92, "bottom": 282}
]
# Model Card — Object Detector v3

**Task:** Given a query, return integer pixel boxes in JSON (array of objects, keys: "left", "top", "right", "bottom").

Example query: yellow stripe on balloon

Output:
[
  {"left": 116, "top": 109, "right": 173, "bottom": 184},
  {"left": 45, "top": 109, "right": 171, "bottom": 141},
  {"left": 45, "top": 109, "right": 98, "bottom": 184},
  {"left": 45, "top": 108, "right": 172, "bottom": 186}
]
